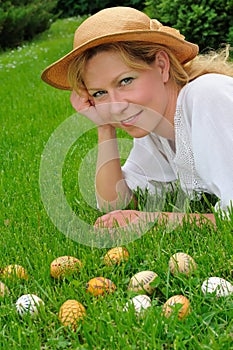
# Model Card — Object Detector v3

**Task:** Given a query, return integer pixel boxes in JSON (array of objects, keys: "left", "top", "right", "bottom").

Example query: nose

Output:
[
  {"left": 108, "top": 91, "right": 129, "bottom": 116},
  {"left": 95, "top": 91, "right": 130, "bottom": 124},
  {"left": 109, "top": 101, "right": 129, "bottom": 116}
]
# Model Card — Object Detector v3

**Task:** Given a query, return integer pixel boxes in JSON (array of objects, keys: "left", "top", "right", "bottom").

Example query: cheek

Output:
[
  {"left": 143, "top": 80, "right": 167, "bottom": 112},
  {"left": 129, "top": 89, "right": 153, "bottom": 105},
  {"left": 134, "top": 78, "right": 162, "bottom": 104}
]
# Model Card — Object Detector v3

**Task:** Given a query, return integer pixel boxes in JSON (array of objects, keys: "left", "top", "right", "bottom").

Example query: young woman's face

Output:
[{"left": 82, "top": 50, "right": 174, "bottom": 138}]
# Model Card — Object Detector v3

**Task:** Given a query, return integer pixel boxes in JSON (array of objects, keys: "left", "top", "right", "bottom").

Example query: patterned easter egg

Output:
[
  {"left": 162, "top": 295, "right": 190, "bottom": 320},
  {"left": 128, "top": 270, "right": 158, "bottom": 295},
  {"left": 0, "top": 281, "right": 10, "bottom": 297},
  {"left": 58, "top": 299, "right": 86, "bottom": 331},
  {"left": 50, "top": 256, "right": 82, "bottom": 279},
  {"left": 169, "top": 252, "right": 197, "bottom": 276},
  {"left": 86, "top": 277, "right": 116, "bottom": 296},
  {"left": 201, "top": 277, "right": 233, "bottom": 297},
  {"left": 123, "top": 295, "right": 151, "bottom": 315},
  {"left": 104, "top": 247, "right": 129, "bottom": 266},
  {"left": 16, "top": 294, "right": 44, "bottom": 317},
  {"left": 2, "top": 264, "right": 28, "bottom": 280}
]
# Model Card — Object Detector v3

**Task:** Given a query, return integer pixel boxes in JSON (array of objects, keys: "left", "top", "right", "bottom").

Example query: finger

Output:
[
  {"left": 94, "top": 214, "right": 119, "bottom": 228},
  {"left": 70, "top": 90, "right": 90, "bottom": 111},
  {"left": 88, "top": 97, "right": 95, "bottom": 106},
  {"left": 94, "top": 216, "right": 108, "bottom": 228}
]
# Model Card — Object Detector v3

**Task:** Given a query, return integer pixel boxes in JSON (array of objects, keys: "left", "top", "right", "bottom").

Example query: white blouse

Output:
[{"left": 122, "top": 73, "right": 233, "bottom": 212}]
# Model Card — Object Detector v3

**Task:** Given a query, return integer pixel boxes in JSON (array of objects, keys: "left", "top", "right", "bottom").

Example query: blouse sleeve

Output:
[{"left": 183, "top": 74, "right": 233, "bottom": 212}]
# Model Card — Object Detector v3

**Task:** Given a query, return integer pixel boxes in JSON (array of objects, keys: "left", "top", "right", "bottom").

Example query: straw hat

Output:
[{"left": 41, "top": 6, "right": 199, "bottom": 90}]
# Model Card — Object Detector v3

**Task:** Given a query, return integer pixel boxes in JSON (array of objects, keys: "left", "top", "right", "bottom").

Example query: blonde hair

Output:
[{"left": 68, "top": 41, "right": 233, "bottom": 94}]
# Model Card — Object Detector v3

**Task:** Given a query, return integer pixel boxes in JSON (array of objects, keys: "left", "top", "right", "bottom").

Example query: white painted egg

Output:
[
  {"left": 16, "top": 294, "right": 44, "bottom": 316},
  {"left": 123, "top": 295, "right": 151, "bottom": 315},
  {"left": 201, "top": 277, "right": 233, "bottom": 297}
]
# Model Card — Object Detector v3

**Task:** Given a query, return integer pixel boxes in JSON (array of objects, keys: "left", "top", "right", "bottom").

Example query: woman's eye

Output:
[
  {"left": 120, "top": 77, "right": 134, "bottom": 86},
  {"left": 92, "top": 90, "right": 107, "bottom": 98}
]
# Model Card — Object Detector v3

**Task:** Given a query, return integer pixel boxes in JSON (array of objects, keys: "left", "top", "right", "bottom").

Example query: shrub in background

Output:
[
  {"left": 144, "top": 0, "right": 233, "bottom": 51},
  {"left": 55, "top": 0, "right": 145, "bottom": 18},
  {"left": 228, "top": 25, "right": 233, "bottom": 57},
  {"left": 0, "top": 0, "right": 58, "bottom": 49}
]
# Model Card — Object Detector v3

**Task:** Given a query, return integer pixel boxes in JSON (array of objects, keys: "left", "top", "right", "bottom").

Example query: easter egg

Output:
[
  {"left": 201, "top": 277, "right": 233, "bottom": 297},
  {"left": 123, "top": 295, "right": 151, "bottom": 316},
  {"left": 169, "top": 252, "right": 197, "bottom": 276},
  {"left": 128, "top": 270, "right": 158, "bottom": 295},
  {"left": 104, "top": 247, "right": 129, "bottom": 266},
  {"left": 16, "top": 294, "right": 44, "bottom": 317},
  {"left": 58, "top": 299, "right": 86, "bottom": 331},
  {"left": 0, "top": 281, "right": 10, "bottom": 297},
  {"left": 2, "top": 264, "right": 28, "bottom": 280},
  {"left": 86, "top": 277, "right": 116, "bottom": 296},
  {"left": 50, "top": 256, "right": 82, "bottom": 279},
  {"left": 162, "top": 295, "right": 190, "bottom": 320}
]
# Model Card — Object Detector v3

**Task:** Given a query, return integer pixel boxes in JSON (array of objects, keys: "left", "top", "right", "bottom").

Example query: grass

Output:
[{"left": 1, "top": 17, "right": 233, "bottom": 350}]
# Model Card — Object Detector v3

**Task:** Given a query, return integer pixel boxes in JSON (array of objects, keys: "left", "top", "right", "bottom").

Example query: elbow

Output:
[{"left": 96, "top": 179, "right": 133, "bottom": 212}]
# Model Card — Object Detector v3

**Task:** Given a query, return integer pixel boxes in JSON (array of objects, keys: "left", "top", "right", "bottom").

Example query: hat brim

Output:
[{"left": 41, "top": 30, "right": 198, "bottom": 90}]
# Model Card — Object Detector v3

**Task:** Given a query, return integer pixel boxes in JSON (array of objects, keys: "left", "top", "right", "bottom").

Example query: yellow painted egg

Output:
[
  {"left": 162, "top": 295, "right": 190, "bottom": 320},
  {"left": 2, "top": 264, "right": 28, "bottom": 280},
  {"left": 58, "top": 299, "right": 86, "bottom": 331},
  {"left": 169, "top": 252, "right": 197, "bottom": 276},
  {"left": 128, "top": 270, "right": 158, "bottom": 295},
  {"left": 104, "top": 247, "right": 129, "bottom": 266},
  {"left": 0, "top": 281, "right": 10, "bottom": 297},
  {"left": 50, "top": 256, "right": 82, "bottom": 279},
  {"left": 86, "top": 277, "right": 116, "bottom": 296}
]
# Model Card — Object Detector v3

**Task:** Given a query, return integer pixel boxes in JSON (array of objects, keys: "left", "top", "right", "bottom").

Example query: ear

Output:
[{"left": 155, "top": 50, "right": 170, "bottom": 83}]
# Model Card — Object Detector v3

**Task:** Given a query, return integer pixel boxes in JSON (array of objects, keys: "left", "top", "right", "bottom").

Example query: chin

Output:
[{"left": 125, "top": 128, "right": 150, "bottom": 138}]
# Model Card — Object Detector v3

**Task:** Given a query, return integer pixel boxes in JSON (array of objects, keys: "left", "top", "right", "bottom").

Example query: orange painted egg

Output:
[
  {"left": 86, "top": 277, "right": 116, "bottom": 296},
  {"left": 162, "top": 295, "right": 190, "bottom": 320},
  {"left": 50, "top": 256, "right": 82, "bottom": 279}
]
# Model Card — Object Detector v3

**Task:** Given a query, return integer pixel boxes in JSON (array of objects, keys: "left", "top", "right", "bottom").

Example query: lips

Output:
[{"left": 120, "top": 111, "right": 142, "bottom": 127}]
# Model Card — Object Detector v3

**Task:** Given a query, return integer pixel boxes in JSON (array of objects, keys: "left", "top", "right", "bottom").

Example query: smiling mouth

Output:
[{"left": 120, "top": 111, "right": 142, "bottom": 126}]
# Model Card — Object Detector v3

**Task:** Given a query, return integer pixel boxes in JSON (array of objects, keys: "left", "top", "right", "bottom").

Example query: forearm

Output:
[
  {"left": 137, "top": 211, "right": 216, "bottom": 226},
  {"left": 95, "top": 125, "right": 133, "bottom": 212},
  {"left": 158, "top": 212, "right": 216, "bottom": 226}
]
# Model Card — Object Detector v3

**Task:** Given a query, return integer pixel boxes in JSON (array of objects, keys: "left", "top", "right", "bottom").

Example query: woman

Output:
[{"left": 41, "top": 7, "right": 233, "bottom": 229}]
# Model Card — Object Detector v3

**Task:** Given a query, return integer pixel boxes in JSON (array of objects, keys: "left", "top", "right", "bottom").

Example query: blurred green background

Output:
[{"left": 0, "top": 0, "right": 232, "bottom": 51}]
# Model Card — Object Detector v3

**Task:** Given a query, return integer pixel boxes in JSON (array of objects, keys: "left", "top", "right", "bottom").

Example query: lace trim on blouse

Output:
[{"left": 159, "top": 106, "right": 207, "bottom": 197}]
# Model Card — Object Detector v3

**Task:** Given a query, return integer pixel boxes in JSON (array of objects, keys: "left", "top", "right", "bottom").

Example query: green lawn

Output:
[{"left": 1, "top": 18, "right": 233, "bottom": 350}]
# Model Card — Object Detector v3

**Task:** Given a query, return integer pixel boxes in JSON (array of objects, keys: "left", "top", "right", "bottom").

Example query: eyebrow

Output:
[{"left": 86, "top": 69, "right": 135, "bottom": 92}]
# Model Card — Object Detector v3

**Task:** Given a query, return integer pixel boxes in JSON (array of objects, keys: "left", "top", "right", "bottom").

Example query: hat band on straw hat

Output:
[{"left": 41, "top": 7, "right": 199, "bottom": 90}]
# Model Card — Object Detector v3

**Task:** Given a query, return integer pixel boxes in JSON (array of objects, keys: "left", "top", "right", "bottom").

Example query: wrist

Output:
[{"left": 98, "top": 124, "right": 116, "bottom": 141}]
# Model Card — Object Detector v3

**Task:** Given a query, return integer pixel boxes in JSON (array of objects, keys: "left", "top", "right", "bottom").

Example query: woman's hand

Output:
[
  {"left": 94, "top": 210, "right": 216, "bottom": 229},
  {"left": 94, "top": 210, "right": 157, "bottom": 228},
  {"left": 70, "top": 90, "right": 104, "bottom": 125}
]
